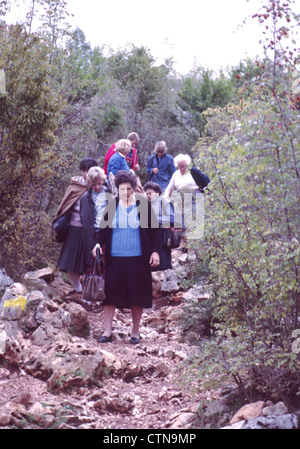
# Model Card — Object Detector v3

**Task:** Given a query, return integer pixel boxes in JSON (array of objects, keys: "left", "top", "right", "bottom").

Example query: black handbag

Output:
[
  {"left": 158, "top": 199, "right": 181, "bottom": 249},
  {"left": 162, "top": 228, "right": 181, "bottom": 249},
  {"left": 83, "top": 248, "right": 105, "bottom": 302},
  {"left": 52, "top": 213, "right": 70, "bottom": 243}
]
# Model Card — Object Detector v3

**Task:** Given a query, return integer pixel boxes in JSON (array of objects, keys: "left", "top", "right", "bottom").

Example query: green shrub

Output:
[{"left": 184, "top": 80, "right": 300, "bottom": 406}]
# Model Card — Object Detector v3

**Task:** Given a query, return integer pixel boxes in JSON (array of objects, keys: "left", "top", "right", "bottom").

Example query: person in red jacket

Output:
[{"left": 103, "top": 132, "right": 140, "bottom": 174}]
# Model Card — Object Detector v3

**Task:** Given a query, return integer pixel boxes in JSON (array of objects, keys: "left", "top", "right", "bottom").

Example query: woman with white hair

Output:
[
  {"left": 164, "top": 154, "right": 201, "bottom": 241},
  {"left": 164, "top": 154, "right": 198, "bottom": 198},
  {"left": 80, "top": 166, "right": 110, "bottom": 246},
  {"left": 106, "top": 139, "right": 132, "bottom": 196}
]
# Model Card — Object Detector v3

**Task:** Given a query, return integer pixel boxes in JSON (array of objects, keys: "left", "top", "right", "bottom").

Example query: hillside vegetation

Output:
[{"left": 0, "top": 0, "right": 299, "bottom": 408}]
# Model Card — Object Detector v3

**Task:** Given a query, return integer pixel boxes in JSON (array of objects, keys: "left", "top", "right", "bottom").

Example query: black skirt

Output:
[
  {"left": 104, "top": 256, "right": 153, "bottom": 308},
  {"left": 58, "top": 226, "right": 88, "bottom": 274}
]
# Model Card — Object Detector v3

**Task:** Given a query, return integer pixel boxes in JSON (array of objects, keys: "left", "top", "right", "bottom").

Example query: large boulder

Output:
[
  {"left": 241, "top": 414, "right": 298, "bottom": 429},
  {"left": 221, "top": 400, "right": 298, "bottom": 429},
  {"left": 24, "top": 342, "right": 105, "bottom": 391},
  {"left": 31, "top": 299, "right": 89, "bottom": 346},
  {"left": 230, "top": 401, "right": 266, "bottom": 424}
]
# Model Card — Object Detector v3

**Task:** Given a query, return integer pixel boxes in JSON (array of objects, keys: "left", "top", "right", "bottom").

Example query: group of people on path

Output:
[{"left": 53, "top": 132, "right": 204, "bottom": 344}]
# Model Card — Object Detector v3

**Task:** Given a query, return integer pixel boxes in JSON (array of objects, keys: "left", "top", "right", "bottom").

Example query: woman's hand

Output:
[
  {"left": 149, "top": 252, "right": 160, "bottom": 267},
  {"left": 152, "top": 168, "right": 158, "bottom": 174},
  {"left": 92, "top": 243, "right": 102, "bottom": 258}
]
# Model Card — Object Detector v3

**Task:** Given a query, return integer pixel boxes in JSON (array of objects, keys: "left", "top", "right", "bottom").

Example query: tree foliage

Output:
[
  {"left": 184, "top": 0, "right": 300, "bottom": 405},
  {"left": 0, "top": 22, "right": 66, "bottom": 274},
  {"left": 172, "top": 68, "right": 234, "bottom": 139}
]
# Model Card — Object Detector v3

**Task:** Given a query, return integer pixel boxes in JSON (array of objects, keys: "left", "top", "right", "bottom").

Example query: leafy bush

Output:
[
  {"left": 185, "top": 83, "right": 300, "bottom": 405},
  {"left": 180, "top": 1, "right": 300, "bottom": 407}
]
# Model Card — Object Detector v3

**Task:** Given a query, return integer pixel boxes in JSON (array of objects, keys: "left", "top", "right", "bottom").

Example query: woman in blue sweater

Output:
[
  {"left": 93, "top": 171, "right": 160, "bottom": 344},
  {"left": 107, "top": 138, "right": 131, "bottom": 177}
]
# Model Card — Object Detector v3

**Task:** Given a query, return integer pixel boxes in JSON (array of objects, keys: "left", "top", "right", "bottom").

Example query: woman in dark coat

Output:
[
  {"left": 80, "top": 166, "right": 110, "bottom": 269},
  {"left": 93, "top": 171, "right": 161, "bottom": 344}
]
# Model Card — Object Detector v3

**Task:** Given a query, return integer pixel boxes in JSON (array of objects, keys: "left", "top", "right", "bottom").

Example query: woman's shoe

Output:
[
  {"left": 65, "top": 289, "right": 81, "bottom": 297},
  {"left": 98, "top": 335, "right": 112, "bottom": 343},
  {"left": 130, "top": 336, "right": 140, "bottom": 345},
  {"left": 80, "top": 298, "right": 93, "bottom": 311}
]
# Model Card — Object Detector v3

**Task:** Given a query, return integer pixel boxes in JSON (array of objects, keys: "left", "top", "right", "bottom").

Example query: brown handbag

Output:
[{"left": 83, "top": 249, "right": 105, "bottom": 302}]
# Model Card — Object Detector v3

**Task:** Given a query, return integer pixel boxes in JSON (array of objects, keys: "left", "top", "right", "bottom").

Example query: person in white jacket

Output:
[
  {"left": 164, "top": 154, "right": 198, "bottom": 198},
  {"left": 164, "top": 154, "right": 203, "bottom": 242}
]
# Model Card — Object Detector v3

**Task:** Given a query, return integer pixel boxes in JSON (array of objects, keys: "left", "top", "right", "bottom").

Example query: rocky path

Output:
[
  {"left": 1, "top": 261, "right": 298, "bottom": 432},
  {"left": 0, "top": 259, "right": 212, "bottom": 430},
  {"left": 0, "top": 309, "right": 203, "bottom": 430}
]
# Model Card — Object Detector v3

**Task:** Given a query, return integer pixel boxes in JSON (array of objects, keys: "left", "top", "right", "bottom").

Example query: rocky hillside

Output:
[
  {"left": 0, "top": 250, "right": 298, "bottom": 431},
  {"left": 0, "top": 250, "right": 210, "bottom": 431}
]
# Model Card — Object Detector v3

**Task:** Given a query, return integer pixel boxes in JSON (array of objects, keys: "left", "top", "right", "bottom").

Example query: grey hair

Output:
[{"left": 154, "top": 141, "right": 167, "bottom": 153}]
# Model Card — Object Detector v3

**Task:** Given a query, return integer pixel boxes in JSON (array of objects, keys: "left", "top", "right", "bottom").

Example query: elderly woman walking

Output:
[
  {"left": 80, "top": 166, "right": 110, "bottom": 266},
  {"left": 93, "top": 171, "right": 160, "bottom": 344},
  {"left": 164, "top": 154, "right": 203, "bottom": 243},
  {"left": 103, "top": 132, "right": 140, "bottom": 174},
  {"left": 146, "top": 141, "right": 176, "bottom": 193},
  {"left": 54, "top": 158, "right": 98, "bottom": 293},
  {"left": 107, "top": 139, "right": 132, "bottom": 196},
  {"left": 164, "top": 154, "right": 199, "bottom": 198}
]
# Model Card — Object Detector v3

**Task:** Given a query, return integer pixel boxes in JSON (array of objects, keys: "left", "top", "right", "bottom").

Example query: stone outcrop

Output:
[
  {"left": 221, "top": 400, "right": 298, "bottom": 429},
  {"left": 0, "top": 258, "right": 299, "bottom": 430},
  {"left": 0, "top": 261, "right": 203, "bottom": 429},
  {"left": 230, "top": 400, "right": 266, "bottom": 424}
]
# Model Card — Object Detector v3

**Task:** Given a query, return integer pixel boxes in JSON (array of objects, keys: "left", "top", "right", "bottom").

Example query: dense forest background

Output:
[{"left": 0, "top": 0, "right": 299, "bottom": 406}]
